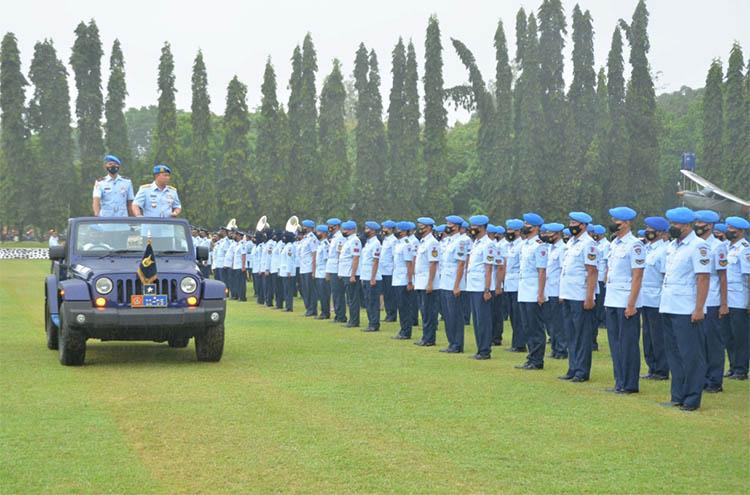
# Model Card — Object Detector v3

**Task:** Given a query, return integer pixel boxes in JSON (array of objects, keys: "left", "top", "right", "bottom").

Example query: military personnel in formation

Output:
[
  {"left": 338, "top": 221, "right": 362, "bottom": 328},
  {"left": 223, "top": 229, "right": 239, "bottom": 299},
  {"left": 360, "top": 221, "right": 383, "bottom": 331},
  {"left": 640, "top": 217, "right": 670, "bottom": 380},
  {"left": 391, "top": 221, "right": 417, "bottom": 340},
  {"left": 325, "top": 218, "right": 348, "bottom": 323},
  {"left": 279, "top": 231, "right": 297, "bottom": 311},
  {"left": 439, "top": 215, "right": 469, "bottom": 353},
  {"left": 465, "top": 215, "right": 497, "bottom": 360},
  {"left": 379, "top": 220, "right": 398, "bottom": 322},
  {"left": 659, "top": 207, "right": 711, "bottom": 411},
  {"left": 590, "top": 224, "right": 609, "bottom": 351},
  {"left": 515, "top": 213, "right": 548, "bottom": 370},
  {"left": 233, "top": 230, "right": 248, "bottom": 302},
  {"left": 313, "top": 225, "right": 331, "bottom": 319},
  {"left": 487, "top": 225, "right": 505, "bottom": 346},
  {"left": 271, "top": 231, "right": 285, "bottom": 309},
  {"left": 413, "top": 217, "right": 440, "bottom": 347},
  {"left": 262, "top": 231, "right": 276, "bottom": 307},
  {"left": 713, "top": 223, "right": 727, "bottom": 243},
  {"left": 253, "top": 231, "right": 267, "bottom": 305},
  {"left": 92, "top": 154, "right": 134, "bottom": 217},
  {"left": 213, "top": 227, "right": 229, "bottom": 282},
  {"left": 559, "top": 212, "right": 599, "bottom": 383},
  {"left": 299, "top": 220, "right": 319, "bottom": 317},
  {"left": 460, "top": 221, "right": 473, "bottom": 325},
  {"left": 541, "top": 223, "right": 567, "bottom": 359},
  {"left": 603, "top": 207, "right": 645, "bottom": 394},
  {"left": 132, "top": 164, "right": 181, "bottom": 218},
  {"left": 504, "top": 219, "right": 526, "bottom": 352},
  {"left": 723, "top": 216, "right": 750, "bottom": 381}
]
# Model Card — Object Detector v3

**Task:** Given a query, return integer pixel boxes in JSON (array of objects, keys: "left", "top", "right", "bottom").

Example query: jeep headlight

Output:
[
  {"left": 95, "top": 277, "right": 113, "bottom": 295},
  {"left": 180, "top": 277, "right": 197, "bottom": 294}
]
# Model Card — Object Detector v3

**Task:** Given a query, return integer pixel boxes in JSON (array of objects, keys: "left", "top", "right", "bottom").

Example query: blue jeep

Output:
[{"left": 45, "top": 217, "right": 227, "bottom": 365}]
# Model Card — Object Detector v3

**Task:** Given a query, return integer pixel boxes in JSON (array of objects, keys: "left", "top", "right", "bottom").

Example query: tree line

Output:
[{"left": 1, "top": 0, "right": 748, "bottom": 233}]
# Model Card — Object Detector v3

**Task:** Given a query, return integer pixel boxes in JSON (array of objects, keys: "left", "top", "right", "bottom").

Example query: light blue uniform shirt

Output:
[
  {"left": 251, "top": 242, "right": 262, "bottom": 272},
  {"left": 270, "top": 240, "right": 283, "bottom": 274},
  {"left": 704, "top": 235, "right": 728, "bottom": 307},
  {"left": 641, "top": 239, "right": 667, "bottom": 308},
  {"left": 659, "top": 231, "right": 711, "bottom": 315},
  {"left": 379, "top": 234, "right": 396, "bottom": 276},
  {"left": 726, "top": 238, "right": 750, "bottom": 309},
  {"left": 504, "top": 238, "right": 523, "bottom": 292},
  {"left": 325, "top": 231, "right": 345, "bottom": 274},
  {"left": 262, "top": 240, "right": 275, "bottom": 272},
  {"left": 299, "top": 233, "right": 318, "bottom": 274},
  {"left": 518, "top": 235, "right": 549, "bottom": 303},
  {"left": 213, "top": 237, "right": 228, "bottom": 268},
  {"left": 133, "top": 182, "right": 181, "bottom": 218},
  {"left": 338, "top": 235, "right": 361, "bottom": 278},
  {"left": 279, "top": 242, "right": 296, "bottom": 277},
  {"left": 439, "top": 234, "right": 468, "bottom": 291},
  {"left": 92, "top": 174, "right": 134, "bottom": 217},
  {"left": 232, "top": 240, "right": 246, "bottom": 270},
  {"left": 223, "top": 241, "right": 237, "bottom": 269},
  {"left": 466, "top": 235, "right": 496, "bottom": 292},
  {"left": 359, "top": 236, "right": 382, "bottom": 281},
  {"left": 392, "top": 237, "right": 416, "bottom": 287},
  {"left": 414, "top": 234, "right": 440, "bottom": 290},
  {"left": 597, "top": 238, "right": 610, "bottom": 282},
  {"left": 545, "top": 240, "right": 566, "bottom": 298},
  {"left": 315, "top": 238, "right": 330, "bottom": 279},
  {"left": 294, "top": 240, "right": 301, "bottom": 270},
  {"left": 560, "top": 232, "right": 599, "bottom": 301},
  {"left": 604, "top": 232, "right": 646, "bottom": 308}
]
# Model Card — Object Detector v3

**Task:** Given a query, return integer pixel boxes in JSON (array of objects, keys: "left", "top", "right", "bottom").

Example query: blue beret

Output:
[
  {"left": 301, "top": 219, "right": 315, "bottom": 228},
  {"left": 153, "top": 164, "right": 172, "bottom": 174},
  {"left": 406, "top": 222, "right": 416, "bottom": 230},
  {"left": 396, "top": 221, "right": 410, "bottom": 231},
  {"left": 586, "top": 224, "right": 596, "bottom": 232},
  {"left": 382, "top": 220, "right": 396, "bottom": 229},
  {"left": 365, "top": 221, "right": 380, "bottom": 230},
  {"left": 645, "top": 216, "right": 669, "bottom": 231},
  {"left": 637, "top": 229, "right": 646, "bottom": 237},
  {"left": 445, "top": 215, "right": 465, "bottom": 225},
  {"left": 543, "top": 223, "right": 564, "bottom": 233},
  {"left": 487, "top": 224, "right": 496, "bottom": 233},
  {"left": 714, "top": 223, "right": 727, "bottom": 233},
  {"left": 609, "top": 206, "right": 637, "bottom": 221},
  {"left": 435, "top": 224, "right": 446, "bottom": 233},
  {"left": 506, "top": 219, "right": 524, "bottom": 230},
  {"left": 416, "top": 217, "right": 435, "bottom": 226},
  {"left": 569, "top": 211, "right": 592, "bottom": 224},
  {"left": 523, "top": 212, "right": 544, "bottom": 226},
  {"left": 666, "top": 207, "right": 696, "bottom": 224},
  {"left": 461, "top": 221, "right": 469, "bottom": 229},
  {"left": 315, "top": 224, "right": 328, "bottom": 233},
  {"left": 104, "top": 154, "right": 121, "bottom": 165},
  {"left": 326, "top": 218, "right": 342, "bottom": 226},
  {"left": 470, "top": 214, "right": 489, "bottom": 226},
  {"left": 341, "top": 220, "right": 357, "bottom": 230},
  {"left": 496, "top": 225, "right": 506, "bottom": 234},
  {"left": 694, "top": 210, "right": 720, "bottom": 223},
  {"left": 726, "top": 216, "right": 750, "bottom": 230},
  {"left": 563, "top": 228, "right": 571, "bottom": 236},
  {"left": 594, "top": 225, "right": 606, "bottom": 235}
]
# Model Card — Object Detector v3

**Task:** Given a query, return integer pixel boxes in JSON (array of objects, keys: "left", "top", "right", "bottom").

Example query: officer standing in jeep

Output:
[
  {"left": 132, "top": 164, "right": 182, "bottom": 218},
  {"left": 92, "top": 154, "right": 134, "bottom": 217}
]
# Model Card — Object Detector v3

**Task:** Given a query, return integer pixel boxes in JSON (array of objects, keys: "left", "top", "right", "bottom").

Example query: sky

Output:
[{"left": 4, "top": 0, "right": 749, "bottom": 124}]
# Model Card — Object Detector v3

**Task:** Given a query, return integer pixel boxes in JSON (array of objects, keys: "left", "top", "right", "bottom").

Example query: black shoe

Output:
[
  {"left": 729, "top": 374, "right": 748, "bottom": 380},
  {"left": 285, "top": 309, "right": 293, "bottom": 312},
  {"left": 679, "top": 405, "right": 698, "bottom": 412},
  {"left": 724, "top": 370, "right": 734, "bottom": 377},
  {"left": 471, "top": 354, "right": 491, "bottom": 360},
  {"left": 492, "top": 340, "right": 502, "bottom": 346},
  {"left": 557, "top": 353, "right": 568, "bottom": 359},
  {"left": 391, "top": 334, "right": 410, "bottom": 340},
  {"left": 345, "top": 323, "right": 359, "bottom": 328},
  {"left": 592, "top": 344, "right": 599, "bottom": 351},
  {"left": 659, "top": 401, "right": 682, "bottom": 408},
  {"left": 641, "top": 373, "right": 654, "bottom": 380},
  {"left": 570, "top": 376, "right": 587, "bottom": 383},
  {"left": 362, "top": 327, "right": 380, "bottom": 332},
  {"left": 652, "top": 374, "right": 669, "bottom": 381},
  {"left": 704, "top": 386, "right": 723, "bottom": 393},
  {"left": 516, "top": 363, "right": 543, "bottom": 370},
  {"left": 305, "top": 313, "right": 317, "bottom": 317},
  {"left": 558, "top": 375, "right": 574, "bottom": 381},
  {"left": 604, "top": 387, "right": 619, "bottom": 393},
  {"left": 239, "top": 298, "right": 247, "bottom": 302},
  {"left": 384, "top": 318, "right": 397, "bottom": 323},
  {"left": 439, "top": 347, "right": 452, "bottom": 353},
  {"left": 616, "top": 389, "right": 638, "bottom": 395},
  {"left": 315, "top": 315, "right": 330, "bottom": 320},
  {"left": 414, "top": 341, "right": 435, "bottom": 347}
]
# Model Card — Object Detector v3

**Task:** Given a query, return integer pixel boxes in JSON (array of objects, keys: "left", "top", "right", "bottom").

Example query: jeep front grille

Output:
[{"left": 115, "top": 278, "right": 179, "bottom": 304}]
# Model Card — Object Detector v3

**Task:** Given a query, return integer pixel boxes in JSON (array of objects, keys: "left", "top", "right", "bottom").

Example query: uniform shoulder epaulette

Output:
[
  {"left": 536, "top": 239, "right": 542, "bottom": 244},
  {"left": 139, "top": 183, "right": 150, "bottom": 189},
  {"left": 741, "top": 240, "right": 749, "bottom": 247},
  {"left": 120, "top": 176, "right": 130, "bottom": 180},
  {"left": 166, "top": 185, "right": 177, "bottom": 191},
  {"left": 96, "top": 176, "right": 106, "bottom": 182}
]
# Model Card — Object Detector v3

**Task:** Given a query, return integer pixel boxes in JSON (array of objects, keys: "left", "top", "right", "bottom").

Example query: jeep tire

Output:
[
  {"left": 58, "top": 304, "right": 86, "bottom": 366},
  {"left": 195, "top": 324, "right": 224, "bottom": 362},
  {"left": 167, "top": 337, "right": 190, "bottom": 348},
  {"left": 45, "top": 301, "right": 58, "bottom": 350}
]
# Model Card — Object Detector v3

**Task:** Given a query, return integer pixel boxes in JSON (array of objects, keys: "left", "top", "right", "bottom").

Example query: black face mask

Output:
[
  {"left": 520, "top": 226, "right": 531, "bottom": 235},
  {"left": 107, "top": 166, "right": 120, "bottom": 175},
  {"left": 468, "top": 228, "right": 479, "bottom": 238},
  {"left": 725, "top": 230, "right": 737, "bottom": 241},
  {"left": 645, "top": 231, "right": 657, "bottom": 241},
  {"left": 609, "top": 222, "right": 622, "bottom": 233},
  {"left": 693, "top": 225, "right": 706, "bottom": 237},
  {"left": 445, "top": 225, "right": 455, "bottom": 234},
  {"left": 668, "top": 226, "right": 683, "bottom": 239},
  {"left": 568, "top": 225, "right": 582, "bottom": 236},
  {"left": 505, "top": 232, "right": 516, "bottom": 242},
  {"left": 342, "top": 231, "right": 351, "bottom": 238},
  {"left": 357, "top": 232, "right": 367, "bottom": 244},
  {"left": 539, "top": 235, "right": 549, "bottom": 244}
]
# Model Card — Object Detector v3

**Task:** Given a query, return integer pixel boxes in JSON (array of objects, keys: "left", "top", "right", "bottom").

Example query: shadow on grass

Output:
[{"left": 83, "top": 341, "right": 203, "bottom": 367}]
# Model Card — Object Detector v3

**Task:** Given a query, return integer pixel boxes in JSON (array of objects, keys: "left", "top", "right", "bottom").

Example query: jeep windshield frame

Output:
[{"left": 70, "top": 218, "right": 192, "bottom": 258}]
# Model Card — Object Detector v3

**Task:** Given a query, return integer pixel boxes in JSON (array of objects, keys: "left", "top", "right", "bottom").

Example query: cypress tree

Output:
[
  {"left": 154, "top": 42, "right": 177, "bottom": 172},
  {"left": 0, "top": 33, "right": 33, "bottom": 229},
  {"left": 604, "top": 27, "right": 629, "bottom": 207},
  {"left": 299, "top": 34, "right": 320, "bottom": 214},
  {"left": 701, "top": 59, "right": 723, "bottom": 182},
  {"left": 515, "top": 8, "right": 527, "bottom": 65},
  {"left": 513, "top": 9, "right": 527, "bottom": 155},
  {"left": 28, "top": 40, "right": 75, "bottom": 229},
  {"left": 422, "top": 15, "right": 450, "bottom": 214},
  {"left": 367, "top": 49, "right": 388, "bottom": 217},
  {"left": 580, "top": 68, "right": 609, "bottom": 217},
  {"left": 287, "top": 45, "right": 302, "bottom": 181},
  {"left": 219, "top": 76, "right": 251, "bottom": 220},
  {"left": 494, "top": 20, "right": 513, "bottom": 215},
  {"left": 386, "top": 38, "right": 407, "bottom": 212},
  {"left": 352, "top": 43, "right": 374, "bottom": 213},
  {"left": 319, "top": 59, "right": 350, "bottom": 217},
  {"left": 104, "top": 40, "right": 130, "bottom": 169},
  {"left": 723, "top": 43, "right": 747, "bottom": 191},
  {"left": 256, "top": 59, "right": 288, "bottom": 219},
  {"left": 619, "top": 0, "right": 660, "bottom": 214},
  {"left": 402, "top": 41, "right": 421, "bottom": 218},
  {"left": 70, "top": 20, "right": 104, "bottom": 213},
  {"left": 189, "top": 50, "right": 214, "bottom": 226}
]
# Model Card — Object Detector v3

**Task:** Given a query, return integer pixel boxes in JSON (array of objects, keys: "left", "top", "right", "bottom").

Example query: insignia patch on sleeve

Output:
[
  {"left": 719, "top": 259, "right": 728, "bottom": 267},
  {"left": 635, "top": 259, "right": 644, "bottom": 265},
  {"left": 700, "top": 259, "right": 710, "bottom": 265},
  {"left": 353, "top": 248, "right": 360, "bottom": 254},
  {"left": 699, "top": 247, "right": 708, "bottom": 257},
  {"left": 634, "top": 246, "right": 642, "bottom": 255},
  {"left": 587, "top": 253, "right": 596, "bottom": 261},
  {"left": 431, "top": 248, "right": 438, "bottom": 258}
]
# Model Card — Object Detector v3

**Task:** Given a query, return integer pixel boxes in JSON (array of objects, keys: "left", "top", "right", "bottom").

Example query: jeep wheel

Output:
[
  {"left": 45, "top": 301, "right": 58, "bottom": 350},
  {"left": 195, "top": 324, "right": 224, "bottom": 362},
  {"left": 58, "top": 305, "right": 86, "bottom": 366},
  {"left": 167, "top": 337, "right": 190, "bottom": 348}
]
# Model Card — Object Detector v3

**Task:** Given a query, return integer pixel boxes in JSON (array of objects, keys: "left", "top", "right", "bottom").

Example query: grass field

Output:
[{"left": 1, "top": 260, "right": 748, "bottom": 494}]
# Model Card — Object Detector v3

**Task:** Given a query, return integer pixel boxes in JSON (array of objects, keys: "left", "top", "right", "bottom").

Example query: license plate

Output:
[{"left": 131, "top": 294, "right": 168, "bottom": 308}]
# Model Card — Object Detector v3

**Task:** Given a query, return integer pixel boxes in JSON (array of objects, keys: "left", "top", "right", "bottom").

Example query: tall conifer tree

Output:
[
  {"left": 189, "top": 50, "right": 214, "bottom": 226},
  {"left": 402, "top": 41, "right": 421, "bottom": 218},
  {"left": 604, "top": 27, "right": 629, "bottom": 206},
  {"left": 220, "top": 76, "right": 251, "bottom": 220},
  {"left": 723, "top": 43, "right": 747, "bottom": 191},
  {"left": 319, "top": 60, "right": 350, "bottom": 217},
  {"left": 299, "top": 34, "right": 320, "bottom": 214},
  {"left": 353, "top": 43, "right": 373, "bottom": 212},
  {"left": 256, "top": 59, "right": 288, "bottom": 218},
  {"left": 154, "top": 42, "right": 177, "bottom": 172},
  {"left": 386, "top": 38, "right": 407, "bottom": 212},
  {"left": 701, "top": 59, "right": 723, "bottom": 182},
  {"left": 367, "top": 49, "right": 388, "bottom": 217},
  {"left": 104, "top": 40, "right": 130, "bottom": 169}
]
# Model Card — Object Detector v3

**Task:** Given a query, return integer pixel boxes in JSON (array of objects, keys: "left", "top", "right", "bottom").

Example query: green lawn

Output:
[
  {"left": 0, "top": 241, "right": 48, "bottom": 248},
  {"left": 1, "top": 260, "right": 748, "bottom": 494}
]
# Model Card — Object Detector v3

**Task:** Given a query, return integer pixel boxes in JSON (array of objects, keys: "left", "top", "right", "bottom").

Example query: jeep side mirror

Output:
[
  {"left": 196, "top": 245, "right": 209, "bottom": 261},
  {"left": 49, "top": 245, "right": 66, "bottom": 261}
]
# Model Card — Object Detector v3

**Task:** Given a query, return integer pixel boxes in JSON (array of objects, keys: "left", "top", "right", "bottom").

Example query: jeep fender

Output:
[
  {"left": 203, "top": 279, "right": 226, "bottom": 300},
  {"left": 46, "top": 275, "right": 60, "bottom": 325},
  {"left": 58, "top": 279, "right": 91, "bottom": 301}
]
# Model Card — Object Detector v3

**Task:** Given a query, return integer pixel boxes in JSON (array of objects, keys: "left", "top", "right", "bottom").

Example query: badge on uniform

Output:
[
  {"left": 634, "top": 246, "right": 642, "bottom": 255},
  {"left": 635, "top": 259, "right": 644, "bottom": 265},
  {"left": 431, "top": 248, "right": 438, "bottom": 258},
  {"left": 587, "top": 252, "right": 596, "bottom": 261},
  {"left": 700, "top": 259, "right": 710, "bottom": 265},
  {"left": 719, "top": 259, "right": 728, "bottom": 267},
  {"left": 486, "top": 255, "right": 493, "bottom": 262},
  {"left": 699, "top": 247, "right": 708, "bottom": 257}
]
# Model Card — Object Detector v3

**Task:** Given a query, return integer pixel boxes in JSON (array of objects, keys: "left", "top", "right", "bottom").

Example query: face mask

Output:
[
  {"left": 609, "top": 222, "right": 622, "bottom": 233},
  {"left": 107, "top": 166, "right": 119, "bottom": 175},
  {"left": 505, "top": 232, "right": 516, "bottom": 242},
  {"left": 568, "top": 225, "right": 582, "bottom": 236},
  {"left": 693, "top": 225, "right": 706, "bottom": 236},
  {"left": 357, "top": 232, "right": 367, "bottom": 244},
  {"left": 520, "top": 226, "right": 531, "bottom": 235},
  {"left": 469, "top": 228, "right": 479, "bottom": 238},
  {"left": 668, "top": 226, "right": 682, "bottom": 239},
  {"left": 342, "top": 231, "right": 351, "bottom": 238},
  {"left": 645, "top": 231, "right": 657, "bottom": 241},
  {"left": 725, "top": 230, "right": 737, "bottom": 241},
  {"left": 445, "top": 225, "right": 455, "bottom": 234}
]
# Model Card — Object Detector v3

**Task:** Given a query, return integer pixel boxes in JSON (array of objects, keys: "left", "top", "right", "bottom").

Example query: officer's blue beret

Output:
[
  {"left": 416, "top": 217, "right": 435, "bottom": 226},
  {"left": 445, "top": 215, "right": 465, "bottom": 225},
  {"left": 341, "top": 220, "right": 357, "bottom": 230},
  {"left": 586, "top": 224, "right": 596, "bottom": 232},
  {"left": 153, "top": 164, "right": 172, "bottom": 174},
  {"left": 523, "top": 212, "right": 544, "bottom": 226},
  {"left": 666, "top": 207, "right": 696, "bottom": 224},
  {"left": 568, "top": 211, "right": 592, "bottom": 224},
  {"left": 593, "top": 225, "right": 606, "bottom": 236},
  {"left": 609, "top": 206, "right": 637, "bottom": 221},
  {"left": 382, "top": 220, "right": 396, "bottom": 229},
  {"left": 406, "top": 222, "right": 416, "bottom": 230},
  {"left": 326, "top": 218, "right": 342, "bottom": 226},
  {"left": 435, "top": 224, "right": 446, "bottom": 233},
  {"left": 637, "top": 229, "right": 646, "bottom": 237},
  {"left": 714, "top": 223, "right": 727, "bottom": 233},
  {"left": 470, "top": 214, "right": 489, "bottom": 226},
  {"left": 396, "top": 221, "right": 410, "bottom": 231},
  {"left": 645, "top": 216, "right": 669, "bottom": 231},
  {"left": 365, "top": 221, "right": 380, "bottom": 231},
  {"left": 543, "top": 223, "right": 564, "bottom": 233},
  {"left": 487, "top": 223, "right": 496, "bottom": 233},
  {"left": 301, "top": 219, "right": 315, "bottom": 228},
  {"left": 104, "top": 154, "right": 121, "bottom": 165},
  {"left": 315, "top": 224, "right": 327, "bottom": 233},
  {"left": 461, "top": 221, "right": 469, "bottom": 229},
  {"left": 726, "top": 216, "right": 750, "bottom": 230},
  {"left": 496, "top": 225, "right": 506, "bottom": 234},
  {"left": 563, "top": 228, "right": 571, "bottom": 236},
  {"left": 694, "top": 210, "right": 720, "bottom": 224},
  {"left": 506, "top": 219, "right": 523, "bottom": 230}
]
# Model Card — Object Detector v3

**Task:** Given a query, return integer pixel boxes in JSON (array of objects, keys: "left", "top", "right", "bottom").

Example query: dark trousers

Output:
[
  {"left": 461, "top": 292, "right": 471, "bottom": 325},
  {"left": 282, "top": 276, "right": 294, "bottom": 310},
  {"left": 330, "top": 274, "right": 347, "bottom": 322},
  {"left": 255, "top": 273, "right": 265, "bottom": 304},
  {"left": 382, "top": 275, "right": 397, "bottom": 321},
  {"left": 235, "top": 269, "right": 247, "bottom": 301},
  {"left": 491, "top": 294, "right": 504, "bottom": 344},
  {"left": 605, "top": 307, "right": 641, "bottom": 392},
  {"left": 642, "top": 306, "right": 668, "bottom": 377},
  {"left": 544, "top": 297, "right": 566, "bottom": 356},
  {"left": 702, "top": 306, "right": 724, "bottom": 388},
  {"left": 214, "top": 267, "right": 222, "bottom": 282},
  {"left": 274, "top": 273, "right": 284, "bottom": 308},
  {"left": 294, "top": 268, "right": 300, "bottom": 297},
  {"left": 662, "top": 313, "right": 706, "bottom": 408},
  {"left": 725, "top": 308, "right": 749, "bottom": 376},
  {"left": 507, "top": 291, "right": 525, "bottom": 349},
  {"left": 315, "top": 277, "right": 331, "bottom": 317},
  {"left": 362, "top": 280, "right": 382, "bottom": 329},
  {"left": 594, "top": 281, "right": 606, "bottom": 345},
  {"left": 224, "top": 268, "right": 235, "bottom": 298},
  {"left": 469, "top": 292, "right": 492, "bottom": 357},
  {"left": 520, "top": 301, "right": 546, "bottom": 367},
  {"left": 301, "top": 272, "right": 317, "bottom": 316},
  {"left": 343, "top": 277, "right": 360, "bottom": 326},
  {"left": 265, "top": 274, "right": 275, "bottom": 306},
  {"left": 394, "top": 285, "right": 413, "bottom": 337},
  {"left": 440, "top": 290, "right": 464, "bottom": 351},
  {"left": 418, "top": 290, "right": 439, "bottom": 344},
  {"left": 564, "top": 300, "right": 596, "bottom": 380}
]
